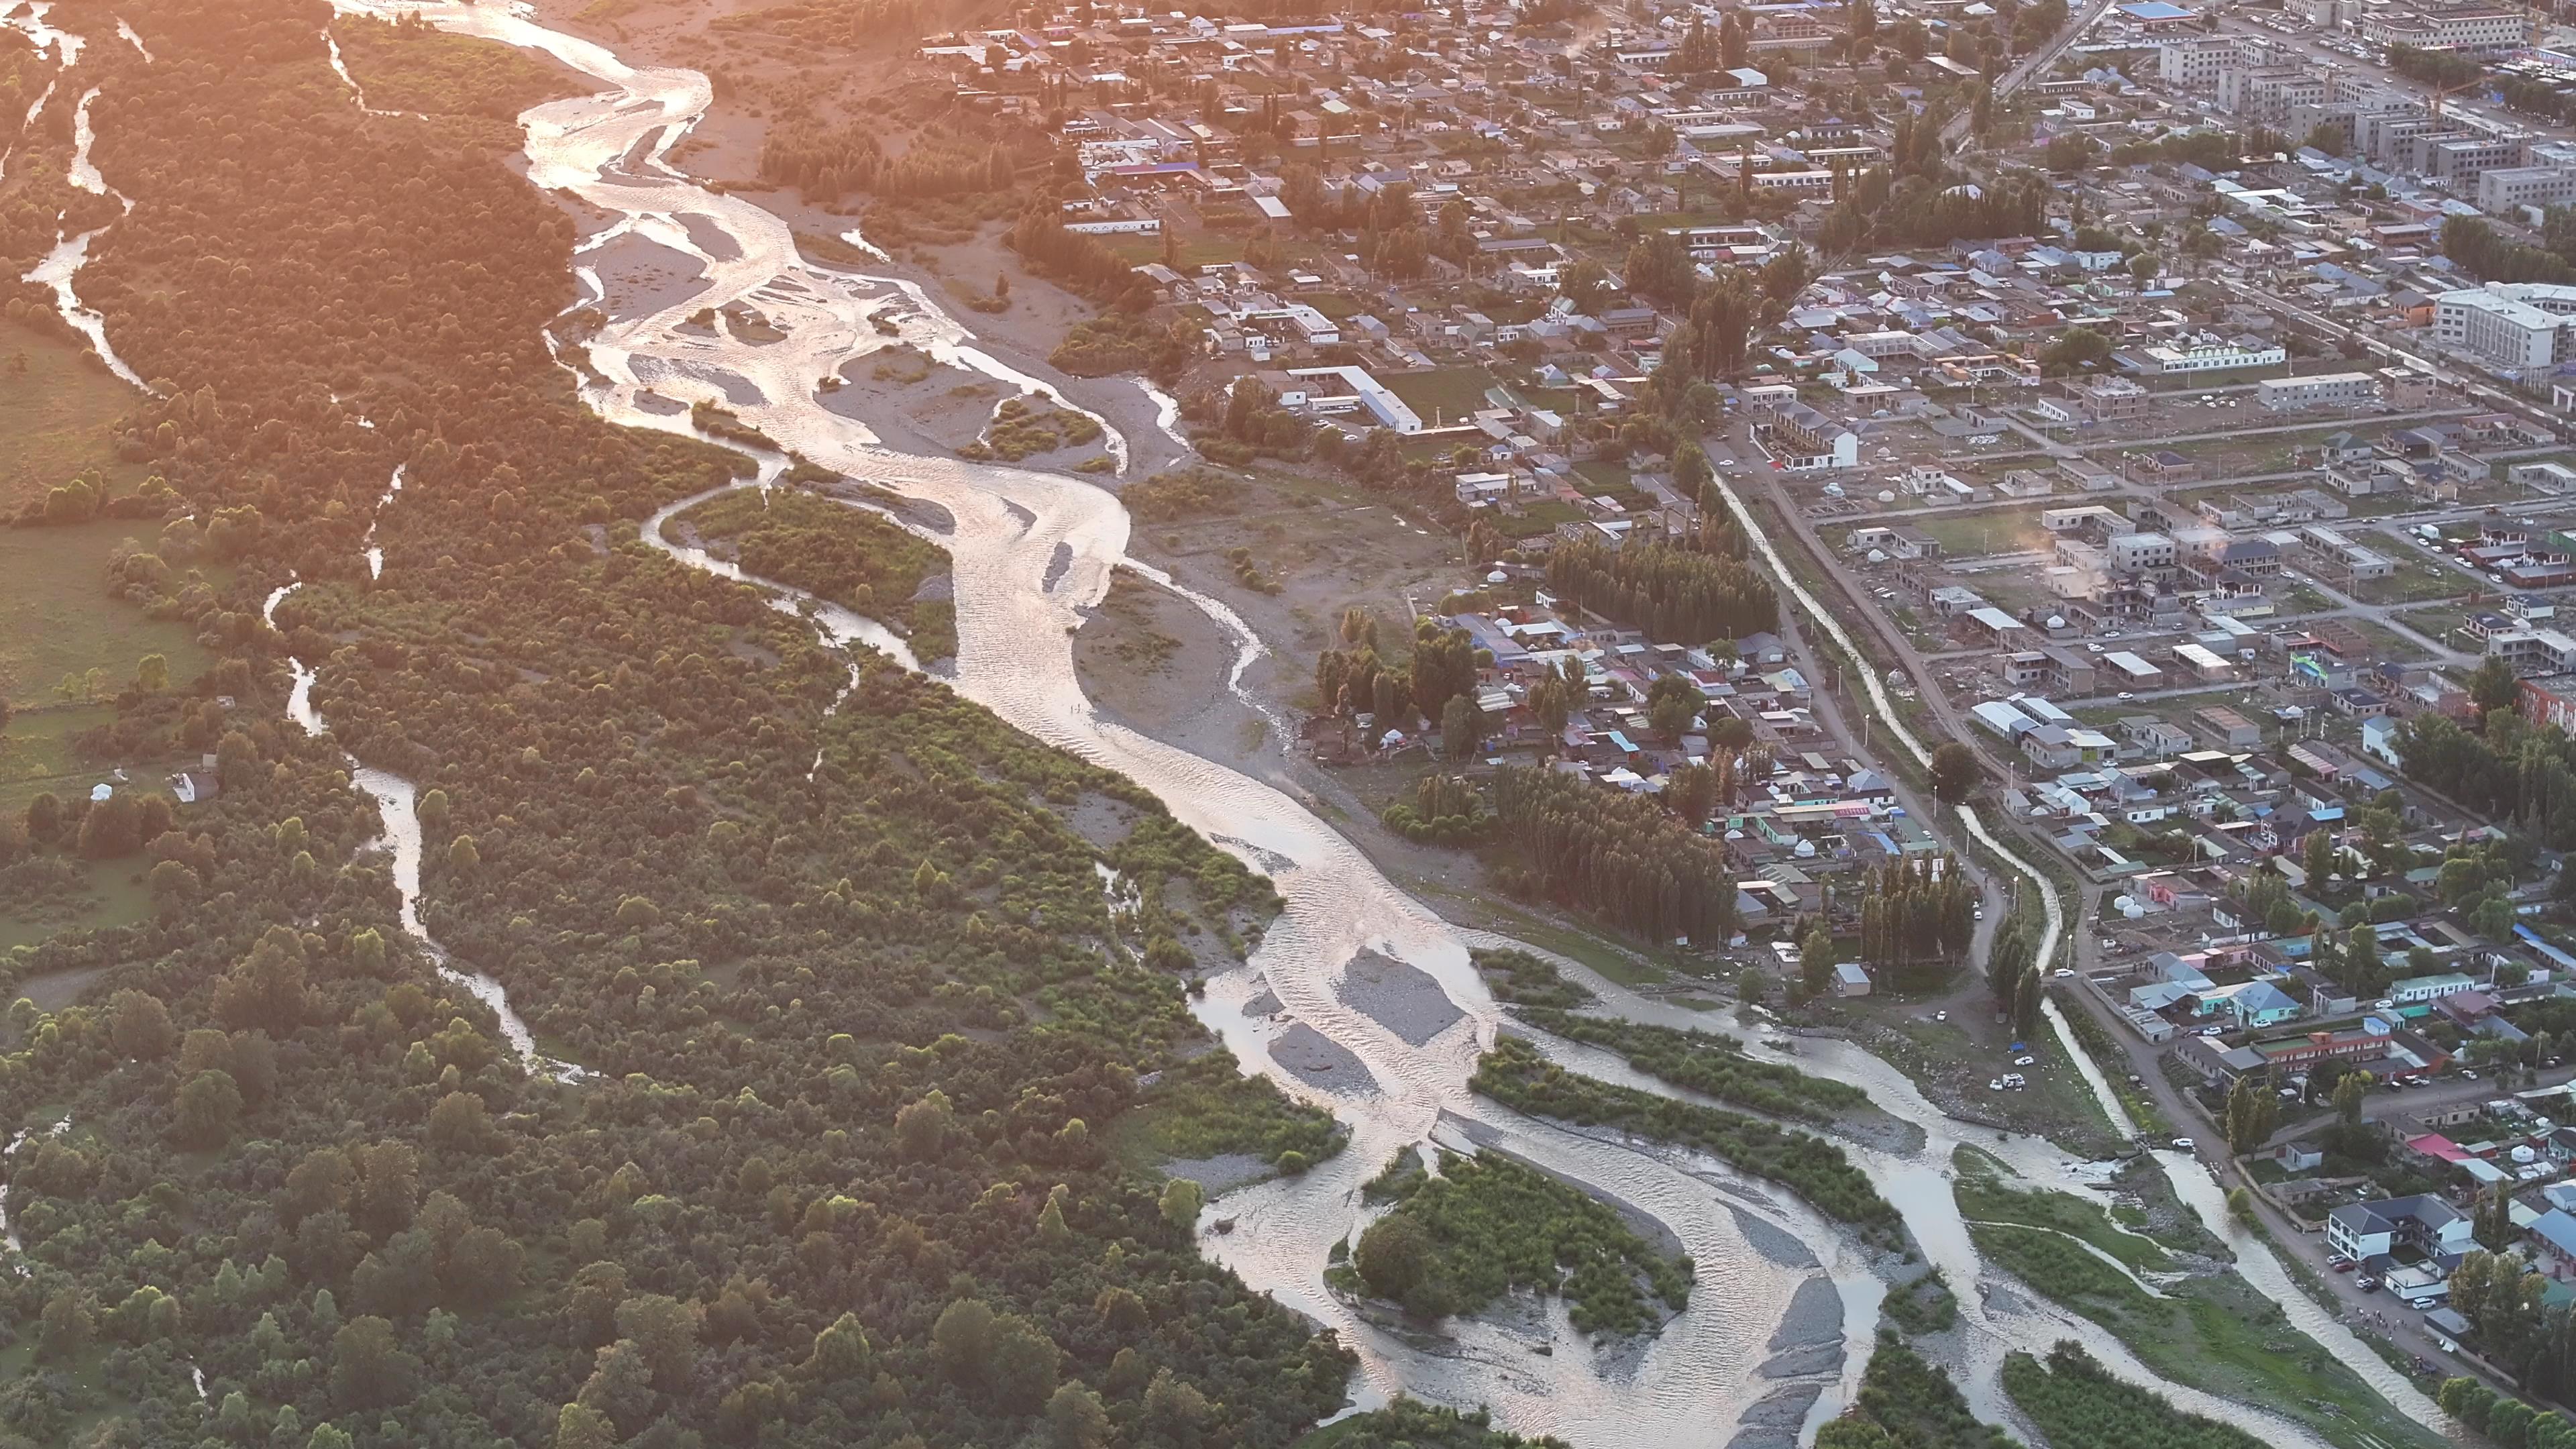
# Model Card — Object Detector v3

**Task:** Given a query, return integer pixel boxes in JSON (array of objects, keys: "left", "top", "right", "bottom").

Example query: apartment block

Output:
[
  {"left": 2480, "top": 165, "right": 2576, "bottom": 213},
  {"left": 2157, "top": 34, "right": 2245, "bottom": 89},
  {"left": 2434, "top": 282, "right": 2576, "bottom": 369},
  {"left": 2258, "top": 372, "right": 2378, "bottom": 411}
]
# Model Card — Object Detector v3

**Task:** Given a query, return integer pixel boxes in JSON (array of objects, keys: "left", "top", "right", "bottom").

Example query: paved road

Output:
[
  {"left": 2258, "top": 1066, "right": 2576, "bottom": 1151},
  {"left": 2054, "top": 933, "right": 2484, "bottom": 1386},
  {"left": 1942, "top": 0, "right": 2121, "bottom": 148}
]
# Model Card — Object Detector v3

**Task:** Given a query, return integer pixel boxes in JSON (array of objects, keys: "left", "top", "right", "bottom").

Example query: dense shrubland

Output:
[
  {"left": 1342, "top": 1149, "right": 1690, "bottom": 1337},
  {"left": 669, "top": 485, "right": 958, "bottom": 663},
  {"left": 1505, "top": 1010, "right": 1872, "bottom": 1128},
  {"left": 1820, "top": 1334, "right": 2021, "bottom": 1449},
  {"left": 0, "top": 3, "right": 1352, "bottom": 1446},
  {"left": 1469, "top": 948, "right": 1595, "bottom": 1010},
  {"left": 2000, "top": 1343, "right": 2264, "bottom": 1449}
]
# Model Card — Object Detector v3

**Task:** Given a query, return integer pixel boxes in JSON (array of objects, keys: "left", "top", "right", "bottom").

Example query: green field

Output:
[
  {"left": 0, "top": 704, "right": 115, "bottom": 817},
  {"left": 0, "top": 519, "right": 217, "bottom": 705},
  {"left": 1384, "top": 366, "right": 1504, "bottom": 425},
  {"left": 2349, "top": 531, "right": 2473, "bottom": 606},
  {"left": 0, "top": 857, "right": 154, "bottom": 952},
  {"left": 0, "top": 317, "right": 150, "bottom": 514},
  {"left": 1917, "top": 508, "right": 2051, "bottom": 557}
]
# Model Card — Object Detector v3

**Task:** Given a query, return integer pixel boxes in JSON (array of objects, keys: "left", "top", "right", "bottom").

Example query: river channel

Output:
[{"left": 114, "top": 3, "right": 2451, "bottom": 1441}]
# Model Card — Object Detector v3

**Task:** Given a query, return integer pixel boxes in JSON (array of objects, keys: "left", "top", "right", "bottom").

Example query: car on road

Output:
[
  {"left": 2357, "top": 1276, "right": 2381, "bottom": 1293},
  {"left": 1933, "top": 1010, "right": 1948, "bottom": 1022},
  {"left": 2333, "top": 1259, "right": 2358, "bottom": 1273},
  {"left": 2411, "top": 1297, "right": 2438, "bottom": 1310},
  {"left": 2199, "top": 1024, "right": 2224, "bottom": 1036},
  {"left": 2171, "top": 1137, "right": 2195, "bottom": 1151},
  {"left": 2118, "top": 691, "right": 2135, "bottom": 700}
]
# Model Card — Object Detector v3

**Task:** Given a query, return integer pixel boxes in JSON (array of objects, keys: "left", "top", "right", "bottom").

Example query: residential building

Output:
[
  {"left": 1758, "top": 401, "right": 1860, "bottom": 470},
  {"left": 2259, "top": 372, "right": 2378, "bottom": 411},
  {"left": 2326, "top": 1195, "right": 2473, "bottom": 1264},
  {"left": 2108, "top": 532, "right": 2180, "bottom": 573},
  {"left": 2387, "top": 971, "right": 2477, "bottom": 1004}
]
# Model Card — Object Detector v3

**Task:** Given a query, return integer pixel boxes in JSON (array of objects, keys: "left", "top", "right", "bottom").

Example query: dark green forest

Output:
[
  {"left": 668, "top": 487, "right": 959, "bottom": 664},
  {"left": 0, "top": 3, "right": 1409, "bottom": 1445}
]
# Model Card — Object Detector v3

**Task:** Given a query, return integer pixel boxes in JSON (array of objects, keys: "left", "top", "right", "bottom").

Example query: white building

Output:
[
  {"left": 2479, "top": 166, "right": 2576, "bottom": 214},
  {"left": 2106, "top": 532, "right": 2178, "bottom": 572},
  {"left": 2157, "top": 34, "right": 2245, "bottom": 89},
  {"left": 2434, "top": 282, "right": 2576, "bottom": 369},
  {"left": 2136, "top": 337, "right": 2289, "bottom": 374},
  {"left": 2361, "top": 7, "right": 2524, "bottom": 50},
  {"left": 1281, "top": 366, "right": 1424, "bottom": 433},
  {"left": 2259, "top": 372, "right": 2378, "bottom": 411}
]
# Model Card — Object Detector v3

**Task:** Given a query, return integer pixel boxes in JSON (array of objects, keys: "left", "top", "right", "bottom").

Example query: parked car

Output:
[
  {"left": 2332, "top": 1260, "right": 2358, "bottom": 1274},
  {"left": 2357, "top": 1276, "right": 2381, "bottom": 1293}
]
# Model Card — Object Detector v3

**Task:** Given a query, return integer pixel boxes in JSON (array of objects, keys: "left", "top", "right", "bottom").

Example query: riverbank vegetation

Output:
[
  {"left": 667, "top": 485, "right": 957, "bottom": 663},
  {"left": 1109, "top": 1046, "right": 1345, "bottom": 1175},
  {"left": 0, "top": 3, "right": 1356, "bottom": 1445},
  {"left": 1953, "top": 1155, "right": 2177, "bottom": 1275},
  {"left": 1296, "top": 1397, "right": 1568, "bottom": 1448},
  {"left": 1124, "top": 464, "right": 1250, "bottom": 524},
  {"left": 1821, "top": 1333, "right": 2021, "bottom": 1449},
  {"left": 2000, "top": 1342, "right": 2264, "bottom": 1449},
  {"left": 1510, "top": 1008, "right": 1874, "bottom": 1128},
  {"left": 1471, "top": 1036, "right": 1900, "bottom": 1243},
  {"left": 1340, "top": 1149, "right": 1691, "bottom": 1338},
  {"left": 1974, "top": 1222, "right": 2447, "bottom": 1449},
  {"left": 1471, "top": 947, "right": 1596, "bottom": 1009}
]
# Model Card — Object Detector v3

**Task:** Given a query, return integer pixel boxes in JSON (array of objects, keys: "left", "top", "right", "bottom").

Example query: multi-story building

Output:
[
  {"left": 2326, "top": 1195, "right": 2473, "bottom": 1265},
  {"left": 2299, "top": 525, "right": 2397, "bottom": 580},
  {"left": 2259, "top": 372, "right": 2379, "bottom": 411},
  {"left": 2479, "top": 165, "right": 2576, "bottom": 213},
  {"left": 2106, "top": 531, "right": 2179, "bottom": 573},
  {"left": 1746, "top": 3, "right": 1835, "bottom": 50},
  {"left": 2220, "top": 66, "right": 2328, "bottom": 125},
  {"left": 2361, "top": 7, "right": 2525, "bottom": 52},
  {"left": 2485, "top": 624, "right": 2576, "bottom": 673},
  {"left": 2433, "top": 282, "right": 2576, "bottom": 369},
  {"left": 2522, "top": 674, "right": 2576, "bottom": 732},
  {"left": 1758, "top": 401, "right": 1860, "bottom": 471},
  {"left": 2157, "top": 32, "right": 2245, "bottom": 87},
  {"left": 2426, "top": 133, "right": 2526, "bottom": 182}
]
